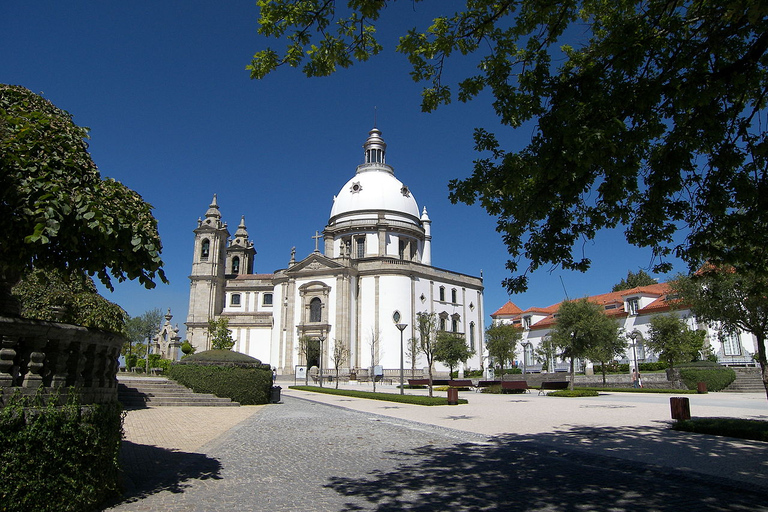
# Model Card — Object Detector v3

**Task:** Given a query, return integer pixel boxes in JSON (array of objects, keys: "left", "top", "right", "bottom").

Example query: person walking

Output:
[{"left": 631, "top": 368, "right": 641, "bottom": 388}]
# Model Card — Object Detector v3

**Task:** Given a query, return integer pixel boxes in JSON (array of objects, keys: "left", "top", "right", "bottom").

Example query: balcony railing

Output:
[{"left": 1, "top": 316, "right": 124, "bottom": 404}]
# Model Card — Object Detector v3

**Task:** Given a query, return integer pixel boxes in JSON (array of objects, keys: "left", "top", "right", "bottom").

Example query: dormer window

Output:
[
  {"left": 523, "top": 316, "right": 531, "bottom": 329},
  {"left": 627, "top": 298, "right": 639, "bottom": 316}
]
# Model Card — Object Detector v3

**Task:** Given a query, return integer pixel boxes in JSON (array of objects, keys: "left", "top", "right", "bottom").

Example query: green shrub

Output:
[
  {"left": 147, "top": 354, "right": 172, "bottom": 373},
  {"left": 289, "top": 386, "right": 467, "bottom": 405},
  {"left": 0, "top": 392, "right": 124, "bottom": 512},
  {"left": 594, "top": 362, "right": 668, "bottom": 374},
  {"left": 480, "top": 385, "right": 525, "bottom": 394},
  {"left": 678, "top": 365, "right": 736, "bottom": 392},
  {"left": 672, "top": 417, "right": 768, "bottom": 442},
  {"left": 548, "top": 389, "right": 600, "bottom": 397},
  {"left": 168, "top": 351, "right": 272, "bottom": 405},
  {"left": 125, "top": 353, "right": 138, "bottom": 369}
]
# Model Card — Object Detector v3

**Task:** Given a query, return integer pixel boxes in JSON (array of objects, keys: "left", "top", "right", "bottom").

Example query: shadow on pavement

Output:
[
  {"left": 326, "top": 425, "right": 766, "bottom": 512},
  {"left": 104, "top": 441, "right": 222, "bottom": 508}
]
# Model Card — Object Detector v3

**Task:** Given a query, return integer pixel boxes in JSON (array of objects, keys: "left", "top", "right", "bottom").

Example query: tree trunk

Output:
[
  {"left": 569, "top": 357, "right": 575, "bottom": 391},
  {"left": 427, "top": 363, "right": 433, "bottom": 398},
  {"left": 0, "top": 270, "right": 22, "bottom": 317},
  {"left": 756, "top": 333, "right": 768, "bottom": 401}
]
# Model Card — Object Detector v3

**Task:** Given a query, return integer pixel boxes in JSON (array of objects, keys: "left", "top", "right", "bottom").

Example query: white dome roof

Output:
[{"left": 329, "top": 128, "right": 420, "bottom": 223}]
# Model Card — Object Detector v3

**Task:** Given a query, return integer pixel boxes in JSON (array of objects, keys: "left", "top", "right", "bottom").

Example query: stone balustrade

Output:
[{"left": 0, "top": 316, "right": 124, "bottom": 404}]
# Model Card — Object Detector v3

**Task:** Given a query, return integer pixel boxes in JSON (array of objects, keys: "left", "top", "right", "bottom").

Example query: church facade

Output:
[{"left": 185, "top": 128, "right": 485, "bottom": 376}]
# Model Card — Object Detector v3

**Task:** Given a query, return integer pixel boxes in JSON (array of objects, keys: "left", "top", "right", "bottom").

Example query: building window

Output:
[
  {"left": 451, "top": 316, "right": 459, "bottom": 332},
  {"left": 469, "top": 322, "right": 475, "bottom": 351},
  {"left": 356, "top": 237, "right": 365, "bottom": 259},
  {"left": 230, "top": 294, "right": 241, "bottom": 307},
  {"left": 723, "top": 332, "right": 741, "bottom": 356},
  {"left": 310, "top": 298, "right": 322, "bottom": 323},
  {"left": 627, "top": 298, "right": 639, "bottom": 316},
  {"left": 232, "top": 256, "right": 240, "bottom": 274},
  {"left": 451, "top": 289, "right": 457, "bottom": 304},
  {"left": 263, "top": 293, "right": 273, "bottom": 306},
  {"left": 439, "top": 286, "right": 445, "bottom": 302},
  {"left": 201, "top": 239, "right": 210, "bottom": 260},
  {"left": 399, "top": 239, "right": 406, "bottom": 260},
  {"left": 523, "top": 316, "right": 531, "bottom": 330},
  {"left": 439, "top": 313, "right": 447, "bottom": 331}
]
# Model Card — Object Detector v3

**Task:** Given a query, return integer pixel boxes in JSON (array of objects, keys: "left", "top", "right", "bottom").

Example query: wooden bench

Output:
[
  {"left": 432, "top": 379, "right": 451, "bottom": 386},
  {"left": 538, "top": 381, "right": 569, "bottom": 395},
  {"left": 448, "top": 379, "right": 474, "bottom": 389},
  {"left": 501, "top": 380, "right": 530, "bottom": 393},
  {"left": 407, "top": 378, "right": 430, "bottom": 386}
]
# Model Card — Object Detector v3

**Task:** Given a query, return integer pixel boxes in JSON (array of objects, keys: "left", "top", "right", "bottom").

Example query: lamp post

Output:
[{"left": 393, "top": 311, "right": 407, "bottom": 395}]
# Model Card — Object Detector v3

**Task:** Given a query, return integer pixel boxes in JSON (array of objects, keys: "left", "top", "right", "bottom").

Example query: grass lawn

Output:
[{"left": 289, "top": 385, "right": 468, "bottom": 405}]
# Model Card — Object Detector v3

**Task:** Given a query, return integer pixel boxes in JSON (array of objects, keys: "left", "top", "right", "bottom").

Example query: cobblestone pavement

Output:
[{"left": 105, "top": 397, "right": 767, "bottom": 512}]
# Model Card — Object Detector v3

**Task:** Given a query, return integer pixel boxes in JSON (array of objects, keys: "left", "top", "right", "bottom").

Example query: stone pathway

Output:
[{"left": 105, "top": 396, "right": 767, "bottom": 511}]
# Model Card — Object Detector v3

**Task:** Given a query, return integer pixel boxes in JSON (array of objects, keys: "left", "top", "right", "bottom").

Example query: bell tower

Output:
[
  {"left": 226, "top": 216, "right": 256, "bottom": 275},
  {"left": 186, "top": 194, "right": 230, "bottom": 351}
]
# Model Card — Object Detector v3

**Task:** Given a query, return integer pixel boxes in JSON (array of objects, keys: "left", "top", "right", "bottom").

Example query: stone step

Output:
[
  {"left": 722, "top": 368, "right": 764, "bottom": 393},
  {"left": 117, "top": 378, "right": 239, "bottom": 407}
]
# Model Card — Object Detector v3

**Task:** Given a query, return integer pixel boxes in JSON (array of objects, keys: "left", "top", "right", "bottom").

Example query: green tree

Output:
[
  {"left": 11, "top": 268, "right": 126, "bottom": 334},
  {"left": 126, "top": 308, "right": 164, "bottom": 373},
  {"left": 416, "top": 311, "right": 438, "bottom": 397},
  {"left": 612, "top": 270, "right": 658, "bottom": 292},
  {"left": 0, "top": 85, "right": 166, "bottom": 316},
  {"left": 550, "top": 298, "right": 620, "bottom": 390},
  {"left": 208, "top": 318, "right": 236, "bottom": 351},
  {"left": 485, "top": 323, "right": 522, "bottom": 375},
  {"left": 672, "top": 269, "right": 768, "bottom": 400},
  {"left": 434, "top": 331, "right": 474, "bottom": 378},
  {"left": 646, "top": 313, "right": 706, "bottom": 370},
  {"left": 584, "top": 325, "right": 626, "bottom": 386},
  {"left": 180, "top": 340, "right": 196, "bottom": 357},
  {"left": 250, "top": 1, "right": 768, "bottom": 294}
]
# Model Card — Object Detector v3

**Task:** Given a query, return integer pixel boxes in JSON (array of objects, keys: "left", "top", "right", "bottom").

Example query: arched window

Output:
[
  {"left": 200, "top": 239, "right": 210, "bottom": 260},
  {"left": 439, "top": 286, "right": 445, "bottom": 302},
  {"left": 232, "top": 256, "right": 240, "bottom": 274},
  {"left": 310, "top": 298, "right": 322, "bottom": 323}
]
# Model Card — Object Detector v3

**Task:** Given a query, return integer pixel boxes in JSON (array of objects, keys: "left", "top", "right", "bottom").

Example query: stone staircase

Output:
[
  {"left": 722, "top": 367, "right": 765, "bottom": 393},
  {"left": 117, "top": 375, "right": 239, "bottom": 407}
]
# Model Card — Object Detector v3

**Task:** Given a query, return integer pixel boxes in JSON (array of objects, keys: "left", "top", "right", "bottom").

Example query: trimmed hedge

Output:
[
  {"left": 168, "top": 351, "right": 272, "bottom": 405},
  {"left": 0, "top": 392, "right": 124, "bottom": 512},
  {"left": 672, "top": 417, "right": 768, "bottom": 442},
  {"left": 678, "top": 365, "right": 736, "bottom": 392},
  {"left": 594, "top": 362, "right": 668, "bottom": 374},
  {"left": 289, "top": 386, "right": 468, "bottom": 405}
]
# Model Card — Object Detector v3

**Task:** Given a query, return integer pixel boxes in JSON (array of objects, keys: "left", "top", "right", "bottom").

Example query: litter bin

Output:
[
  {"left": 697, "top": 381, "right": 707, "bottom": 394},
  {"left": 670, "top": 396, "right": 690, "bottom": 421},
  {"left": 447, "top": 387, "right": 459, "bottom": 405},
  {"left": 270, "top": 386, "right": 282, "bottom": 404}
]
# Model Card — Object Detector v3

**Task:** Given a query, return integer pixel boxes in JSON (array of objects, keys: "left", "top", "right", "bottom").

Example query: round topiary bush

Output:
[{"left": 169, "top": 350, "right": 273, "bottom": 405}]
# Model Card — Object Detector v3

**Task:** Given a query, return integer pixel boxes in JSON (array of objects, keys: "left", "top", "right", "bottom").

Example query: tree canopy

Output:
[
  {"left": 612, "top": 270, "right": 657, "bottom": 292},
  {"left": 645, "top": 313, "right": 706, "bottom": 369},
  {"left": 126, "top": 308, "right": 164, "bottom": 357},
  {"left": 434, "top": 331, "right": 474, "bottom": 377},
  {"left": 208, "top": 318, "right": 236, "bottom": 351},
  {"left": 672, "top": 269, "right": 768, "bottom": 398},
  {"left": 0, "top": 84, "right": 166, "bottom": 315},
  {"left": 550, "top": 298, "right": 621, "bottom": 389},
  {"left": 250, "top": 1, "right": 768, "bottom": 293},
  {"left": 485, "top": 323, "right": 521, "bottom": 373}
]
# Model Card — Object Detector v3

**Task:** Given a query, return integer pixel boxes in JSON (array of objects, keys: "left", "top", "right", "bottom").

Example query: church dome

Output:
[{"left": 329, "top": 128, "right": 420, "bottom": 224}]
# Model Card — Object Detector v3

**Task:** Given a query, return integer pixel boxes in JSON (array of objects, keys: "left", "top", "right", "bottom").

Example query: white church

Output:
[{"left": 185, "top": 127, "right": 486, "bottom": 376}]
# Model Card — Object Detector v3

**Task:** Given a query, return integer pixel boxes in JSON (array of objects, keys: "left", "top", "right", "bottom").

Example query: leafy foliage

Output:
[
  {"left": 434, "top": 331, "right": 475, "bottom": 377},
  {"left": 672, "top": 417, "right": 768, "bottom": 443},
  {"left": 169, "top": 362, "right": 272, "bottom": 405},
  {"left": 646, "top": 314, "right": 706, "bottom": 369},
  {"left": 250, "top": 1, "right": 768, "bottom": 294},
  {"left": 0, "top": 84, "right": 166, "bottom": 304},
  {"left": 612, "top": 270, "right": 658, "bottom": 292},
  {"left": 125, "top": 308, "right": 163, "bottom": 357},
  {"left": 208, "top": 318, "right": 235, "bottom": 350},
  {"left": 416, "top": 311, "right": 438, "bottom": 396},
  {"left": 485, "top": 323, "right": 521, "bottom": 373},
  {"left": 550, "top": 298, "right": 621, "bottom": 389},
  {"left": 672, "top": 269, "right": 768, "bottom": 398},
  {"left": 11, "top": 268, "right": 126, "bottom": 334},
  {"left": 678, "top": 365, "right": 736, "bottom": 392},
  {"left": 0, "top": 392, "right": 124, "bottom": 512}
]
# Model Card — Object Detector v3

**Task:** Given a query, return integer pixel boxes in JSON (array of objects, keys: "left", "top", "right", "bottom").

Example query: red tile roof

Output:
[{"left": 490, "top": 301, "right": 523, "bottom": 317}]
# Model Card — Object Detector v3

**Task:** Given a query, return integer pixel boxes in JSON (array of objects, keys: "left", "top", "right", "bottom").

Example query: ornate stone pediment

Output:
[{"left": 287, "top": 253, "right": 344, "bottom": 275}]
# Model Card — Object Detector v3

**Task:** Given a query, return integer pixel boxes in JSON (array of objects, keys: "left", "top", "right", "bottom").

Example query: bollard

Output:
[
  {"left": 447, "top": 387, "right": 459, "bottom": 405},
  {"left": 697, "top": 381, "right": 707, "bottom": 394},
  {"left": 670, "top": 396, "right": 690, "bottom": 421}
]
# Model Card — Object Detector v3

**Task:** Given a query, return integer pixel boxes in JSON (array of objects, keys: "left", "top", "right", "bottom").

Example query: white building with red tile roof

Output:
[{"left": 491, "top": 282, "right": 756, "bottom": 372}]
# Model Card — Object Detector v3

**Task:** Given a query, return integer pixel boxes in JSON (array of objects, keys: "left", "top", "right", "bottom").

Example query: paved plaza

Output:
[{"left": 105, "top": 381, "right": 768, "bottom": 511}]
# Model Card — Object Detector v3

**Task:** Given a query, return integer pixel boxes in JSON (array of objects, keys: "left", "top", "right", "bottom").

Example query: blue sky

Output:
[{"left": 2, "top": 1, "right": 685, "bottom": 336}]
